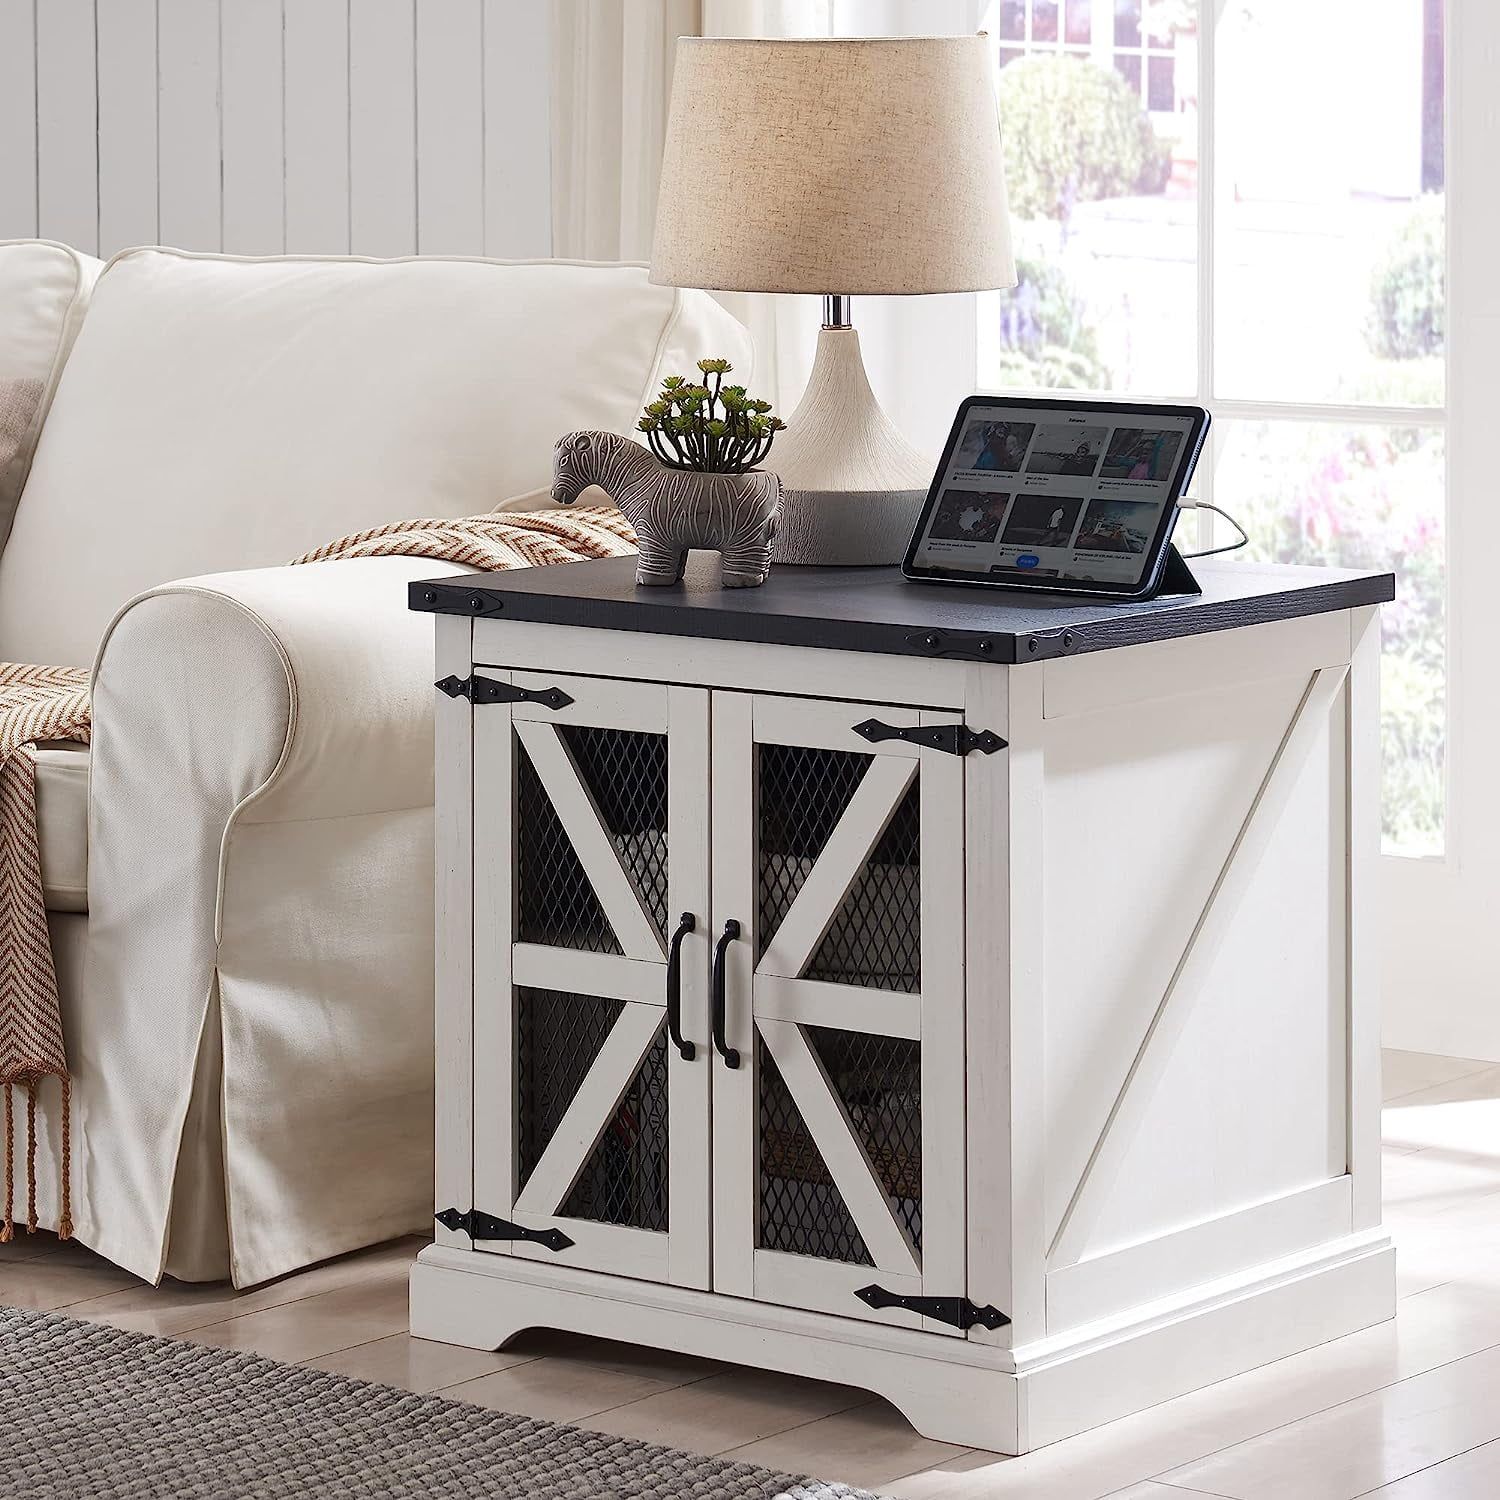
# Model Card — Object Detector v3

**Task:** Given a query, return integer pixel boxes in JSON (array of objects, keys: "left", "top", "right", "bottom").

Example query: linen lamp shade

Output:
[
  {"left": 649, "top": 35, "right": 1015, "bottom": 296},
  {"left": 650, "top": 34, "right": 1016, "bottom": 565}
]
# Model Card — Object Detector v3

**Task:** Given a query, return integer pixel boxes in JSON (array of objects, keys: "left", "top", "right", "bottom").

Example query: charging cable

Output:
[{"left": 1175, "top": 499, "right": 1249, "bottom": 559}]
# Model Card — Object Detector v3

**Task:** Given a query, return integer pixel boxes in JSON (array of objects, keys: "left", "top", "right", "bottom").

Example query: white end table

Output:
[{"left": 408, "top": 555, "right": 1394, "bottom": 1454}]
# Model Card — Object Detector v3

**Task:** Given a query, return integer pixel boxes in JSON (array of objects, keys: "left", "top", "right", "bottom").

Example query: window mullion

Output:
[
  {"left": 1089, "top": 0, "right": 1109, "bottom": 64},
  {"left": 1195, "top": 0, "right": 1220, "bottom": 546}
]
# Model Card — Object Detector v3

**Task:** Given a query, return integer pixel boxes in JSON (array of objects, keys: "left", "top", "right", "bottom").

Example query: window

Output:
[
  {"left": 980, "top": 0, "right": 1447, "bottom": 858},
  {"left": 999, "top": 0, "right": 1092, "bottom": 65},
  {"left": 1112, "top": 0, "right": 1182, "bottom": 114},
  {"left": 999, "top": 1, "right": 1189, "bottom": 120}
]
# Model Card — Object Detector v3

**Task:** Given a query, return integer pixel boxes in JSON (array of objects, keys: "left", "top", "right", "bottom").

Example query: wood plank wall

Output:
[{"left": 0, "top": 0, "right": 552, "bottom": 260}]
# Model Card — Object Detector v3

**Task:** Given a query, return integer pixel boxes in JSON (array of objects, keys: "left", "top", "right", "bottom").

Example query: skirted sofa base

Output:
[
  {"left": 4, "top": 245, "right": 750, "bottom": 1285},
  {"left": 30, "top": 557, "right": 462, "bottom": 1285}
]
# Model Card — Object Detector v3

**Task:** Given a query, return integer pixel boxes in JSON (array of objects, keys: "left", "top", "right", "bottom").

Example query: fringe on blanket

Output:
[
  {"left": 0, "top": 505, "right": 633, "bottom": 1244},
  {"left": 0, "top": 663, "right": 90, "bottom": 1242}
]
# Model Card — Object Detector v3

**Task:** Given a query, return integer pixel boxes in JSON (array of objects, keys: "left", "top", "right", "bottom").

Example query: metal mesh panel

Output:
[
  {"left": 515, "top": 726, "right": 668, "bottom": 953},
  {"left": 756, "top": 743, "right": 921, "bottom": 992},
  {"left": 517, "top": 988, "right": 626, "bottom": 1189},
  {"left": 756, "top": 1029, "right": 923, "bottom": 1264},
  {"left": 807, "top": 1026, "right": 922, "bottom": 1252},
  {"left": 806, "top": 782, "right": 921, "bottom": 992},
  {"left": 562, "top": 1022, "right": 670, "bottom": 1231},
  {"left": 758, "top": 744, "right": 867, "bottom": 956},
  {"left": 516, "top": 989, "right": 669, "bottom": 1233},
  {"left": 757, "top": 1038, "right": 871, "bottom": 1265},
  {"left": 562, "top": 725, "right": 669, "bottom": 934}
]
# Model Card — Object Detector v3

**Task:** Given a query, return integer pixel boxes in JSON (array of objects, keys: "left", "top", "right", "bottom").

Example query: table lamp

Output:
[{"left": 650, "top": 35, "right": 1015, "bottom": 565}]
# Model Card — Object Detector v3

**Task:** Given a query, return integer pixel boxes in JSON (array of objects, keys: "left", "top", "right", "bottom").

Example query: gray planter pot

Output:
[{"left": 552, "top": 430, "right": 782, "bottom": 588}]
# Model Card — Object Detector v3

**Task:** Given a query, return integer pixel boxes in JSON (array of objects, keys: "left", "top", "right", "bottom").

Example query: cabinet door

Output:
[
  {"left": 472, "top": 670, "right": 711, "bottom": 1288},
  {"left": 710, "top": 693, "right": 967, "bottom": 1334}
]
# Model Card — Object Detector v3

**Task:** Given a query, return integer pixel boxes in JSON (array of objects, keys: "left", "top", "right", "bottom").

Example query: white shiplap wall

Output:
[{"left": 0, "top": 0, "right": 552, "bottom": 259}]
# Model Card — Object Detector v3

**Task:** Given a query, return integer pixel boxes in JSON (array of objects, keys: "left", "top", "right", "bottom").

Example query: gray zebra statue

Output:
[{"left": 551, "top": 430, "right": 781, "bottom": 588}]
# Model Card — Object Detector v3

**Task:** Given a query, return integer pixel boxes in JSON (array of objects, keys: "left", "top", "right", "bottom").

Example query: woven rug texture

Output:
[{"left": 0, "top": 1306, "right": 888, "bottom": 1500}]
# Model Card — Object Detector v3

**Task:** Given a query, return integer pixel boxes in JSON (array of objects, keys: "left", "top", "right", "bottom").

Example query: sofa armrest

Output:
[
  {"left": 92, "top": 555, "right": 467, "bottom": 839},
  {"left": 81, "top": 555, "right": 464, "bottom": 1285}
]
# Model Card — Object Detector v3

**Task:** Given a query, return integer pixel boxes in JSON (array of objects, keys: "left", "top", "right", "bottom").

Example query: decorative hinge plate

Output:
[
  {"left": 853, "top": 719, "right": 1007, "bottom": 757},
  {"left": 434, "top": 1208, "right": 575, "bottom": 1252},
  {"left": 435, "top": 674, "right": 574, "bottom": 710},
  {"left": 855, "top": 1284, "right": 1011, "bottom": 1331}
]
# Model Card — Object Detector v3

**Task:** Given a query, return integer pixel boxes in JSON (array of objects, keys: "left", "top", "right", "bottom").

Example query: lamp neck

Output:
[{"left": 821, "top": 294, "right": 853, "bottom": 330}]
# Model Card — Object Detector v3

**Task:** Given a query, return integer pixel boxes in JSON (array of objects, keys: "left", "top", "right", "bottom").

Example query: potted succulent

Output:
[
  {"left": 637, "top": 359, "right": 786, "bottom": 471},
  {"left": 551, "top": 359, "right": 788, "bottom": 588}
]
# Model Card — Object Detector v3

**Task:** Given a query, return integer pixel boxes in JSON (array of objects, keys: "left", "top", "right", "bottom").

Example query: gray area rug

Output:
[{"left": 0, "top": 1307, "right": 886, "bottom": 1499}]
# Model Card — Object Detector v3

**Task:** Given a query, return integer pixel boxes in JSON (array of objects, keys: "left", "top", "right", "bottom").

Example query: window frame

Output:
[
  {"left": 978, "top": 0, "right": 1452, "bottom": 866},
  {"left": 998, "top": 0, "right": 1186, "bottom": 116}
]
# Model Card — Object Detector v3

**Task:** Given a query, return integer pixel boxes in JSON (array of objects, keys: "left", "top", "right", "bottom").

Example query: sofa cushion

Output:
[
  {"left": 35, "top": 743, "right": 88, "bottom": 913},
  {"left": 0, "top": 249, "right": 751, "bottom": 666},
  {"left": 0, "top": 241, "right": 101, "bottom": 556}
]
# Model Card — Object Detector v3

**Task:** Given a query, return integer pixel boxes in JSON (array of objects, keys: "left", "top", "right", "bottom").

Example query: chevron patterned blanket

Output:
[
  {"left": 0, "top": 664, "right": 89, "bottom": 1242},
  {"left": 0, "top": 505, "right": 634, "bottom": 1244}
]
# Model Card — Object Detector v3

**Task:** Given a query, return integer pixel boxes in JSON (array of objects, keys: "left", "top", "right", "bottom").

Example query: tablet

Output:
[{"left": 902, "top": 396, "right": 1210, "bottom": 600}]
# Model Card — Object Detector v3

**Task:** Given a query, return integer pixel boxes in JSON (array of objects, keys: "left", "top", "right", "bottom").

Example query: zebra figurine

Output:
[{"left": 551, "top": 430, "right": 781, "bottom": 588}]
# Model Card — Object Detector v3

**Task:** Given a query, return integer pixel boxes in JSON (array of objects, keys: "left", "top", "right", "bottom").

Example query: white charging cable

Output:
[{"left": 1175, "top": 499, "right": 1249, "bottom": 559}]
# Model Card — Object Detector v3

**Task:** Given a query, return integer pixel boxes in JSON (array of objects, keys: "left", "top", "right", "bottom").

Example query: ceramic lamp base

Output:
[
  {"left": 766, "top": 325, "right": 934, "bottom": 566},
  {"left": 772, "top": 483, "right": 928, "bottom": 566}
]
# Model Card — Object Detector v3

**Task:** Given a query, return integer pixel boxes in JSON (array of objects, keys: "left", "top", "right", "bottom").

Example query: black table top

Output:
[{"left": 409, "top": 555, "right": 1394, "bottom": 664}]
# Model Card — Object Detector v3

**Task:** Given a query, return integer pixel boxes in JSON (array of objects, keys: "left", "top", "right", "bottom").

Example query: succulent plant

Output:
[{"left": 636, "top": 358, "right": 786, "bottom": 473}]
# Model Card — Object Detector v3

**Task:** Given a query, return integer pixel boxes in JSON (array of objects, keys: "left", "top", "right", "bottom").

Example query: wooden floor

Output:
[{"left": 6, "top": 1049, "right": 1500, "bottom": 1498}]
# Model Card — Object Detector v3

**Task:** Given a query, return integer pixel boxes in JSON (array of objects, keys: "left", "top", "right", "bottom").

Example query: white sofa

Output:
[{"left": 0, "top": 242, "right": 750, "bottom": 1287}]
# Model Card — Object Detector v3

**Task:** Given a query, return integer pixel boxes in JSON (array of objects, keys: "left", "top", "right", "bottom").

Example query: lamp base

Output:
[
  {"left": 766, "top": 325, "right": 933, "bottom": 566},
  {"left": 772, "top": 482, "right": 929, "bottom": 566}
]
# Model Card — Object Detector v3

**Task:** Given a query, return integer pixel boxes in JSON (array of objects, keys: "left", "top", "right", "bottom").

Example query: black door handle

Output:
[
  {"left": 711, "top": 919, "right": 742, "bottom": 1068},
  {"left": 665, "top": 912, "right": 696, "bottom": 1060}
]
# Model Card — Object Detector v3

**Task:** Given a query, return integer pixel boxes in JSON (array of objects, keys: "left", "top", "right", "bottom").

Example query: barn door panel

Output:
[
  {"left": 711, "top": 694, "right": 967, "bottom": 1334},
  {"left": 472, "top": 671, "right": 710, "bottom": 1287}
]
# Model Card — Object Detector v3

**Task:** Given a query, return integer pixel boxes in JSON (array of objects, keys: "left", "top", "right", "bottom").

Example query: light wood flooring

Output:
[{"left": 6, "top": 1049, "right": 1500, "bottom": 1498}]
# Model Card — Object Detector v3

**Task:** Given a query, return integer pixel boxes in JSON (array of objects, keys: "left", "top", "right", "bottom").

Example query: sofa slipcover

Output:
[
  {"left": 0, "top": 249, "right": 746, "bottom": 667},
  {"left": 35, "top": 744, "right": 88, "bottom": 913},
  {"left": 3, "top": 247, "right": 751, "bottom": 1285},
  {"left": 0, "top": 240, "right": 100, "bottom": 555}
]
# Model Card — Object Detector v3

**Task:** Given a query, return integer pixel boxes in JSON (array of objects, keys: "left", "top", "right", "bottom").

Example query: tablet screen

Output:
[{"left": 905, "top": 401, "right": 1207, "bottom": 595}]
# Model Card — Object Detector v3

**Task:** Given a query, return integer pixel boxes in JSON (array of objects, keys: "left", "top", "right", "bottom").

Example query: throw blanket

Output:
[
  {"left": 0, "top": 505, "right": 635, "bottom": 1242},
  {"left": 0, "top": 666, "right": 90, "bottom": 1241}
]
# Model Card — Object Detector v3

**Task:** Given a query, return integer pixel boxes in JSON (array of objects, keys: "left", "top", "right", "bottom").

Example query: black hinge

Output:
[
  {"left": 855, "top": 1284, "right": 1011, "bottom": 1331},
  {"left": 435, "top": 674, "right": 574, "bottom": 710},
  {"left": 435, "top": 1208, "right": 574, "bottom": 1252},
  {"left": 853, "top": 719, "right": 1007, "bottom": 757}
]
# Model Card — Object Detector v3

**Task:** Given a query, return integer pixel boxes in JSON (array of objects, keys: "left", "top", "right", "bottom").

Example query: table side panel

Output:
[
  {"left": 1032, "top": 612, "right": 1359, "bottom": 1335},
  {"left": 1041, "top": 610, "right": 1351, "bottom": 719}
]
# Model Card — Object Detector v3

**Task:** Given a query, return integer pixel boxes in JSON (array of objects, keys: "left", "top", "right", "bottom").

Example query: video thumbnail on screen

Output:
[
  {"left": 1073, "top": 499, "right": 1158, "bottom": 554},
  {"left": 1026, "top": 425, "right": 1108, "bottom": 477},
  {"left": 955, "top": 421, "right": 1035, "bottom": 474},
  {"left": 1100, "top": 428, "right": 1184, "bottom": 482},
  {"left": 927, "top": 489, "right": 1011, "bottom": 543},
  {"left": 1000, "top": 494, "right": 1083, "bottom": 549}
]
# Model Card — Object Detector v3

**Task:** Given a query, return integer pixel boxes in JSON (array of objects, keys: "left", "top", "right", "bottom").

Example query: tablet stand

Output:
[{"left": 1145, "top": 544, "right": 1202, "bottom": 601}]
